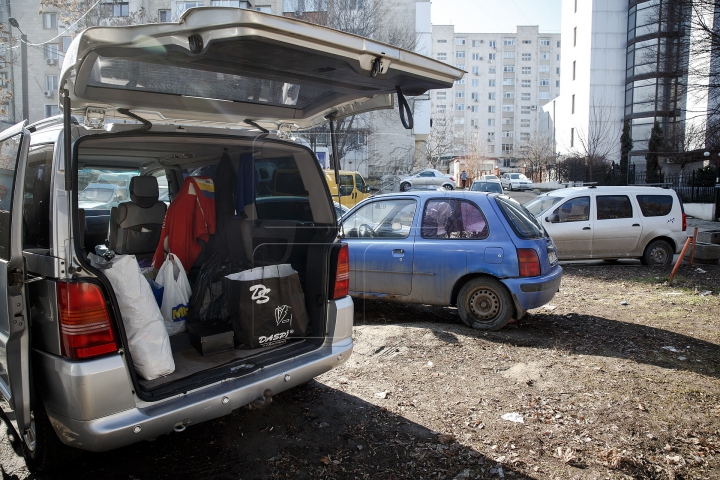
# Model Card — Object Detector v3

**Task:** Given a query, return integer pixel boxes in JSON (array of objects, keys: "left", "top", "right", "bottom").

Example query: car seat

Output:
[{"left": 107, "top": 176, "right": 167, "bottom": 256}]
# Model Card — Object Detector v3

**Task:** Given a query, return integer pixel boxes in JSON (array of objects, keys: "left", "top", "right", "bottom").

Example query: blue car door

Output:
[{"left": 341, "top": 197, "right": 418, "bottom": 297}]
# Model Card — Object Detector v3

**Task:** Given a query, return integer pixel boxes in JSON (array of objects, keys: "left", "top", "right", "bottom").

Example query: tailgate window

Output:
[
  {"left": 637, "top": 194, "right": 673, "bottom": 217},
  {"left": 495, "top": 196, "right": 545, "bottom": 239}
]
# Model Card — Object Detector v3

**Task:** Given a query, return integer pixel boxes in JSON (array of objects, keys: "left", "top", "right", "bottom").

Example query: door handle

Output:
[
  {"left": 582, "top": 227, "right": 591, "bottom": 230},
  {"left": 632, "top": 224, "right": 640, "bottom": 227},
  {"left": 392, "top": 249, "right": 405, "bottom": 257}
]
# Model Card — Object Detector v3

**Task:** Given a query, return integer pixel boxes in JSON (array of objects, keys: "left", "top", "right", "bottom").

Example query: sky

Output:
[{"left": 431, "top": 0, "right": 562, "bottom": 34}]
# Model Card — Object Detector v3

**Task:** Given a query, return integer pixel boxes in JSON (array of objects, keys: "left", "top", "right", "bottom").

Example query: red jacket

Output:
[{"left": 153, "top": 177, "right": 216, "bottom": 271}]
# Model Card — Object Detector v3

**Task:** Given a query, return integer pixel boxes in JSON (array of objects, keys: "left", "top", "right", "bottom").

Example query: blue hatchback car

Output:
[{"left": 339, "top": 191, "right": 562, "bottom": 330}]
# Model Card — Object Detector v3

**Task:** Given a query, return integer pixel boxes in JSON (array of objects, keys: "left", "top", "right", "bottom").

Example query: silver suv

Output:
[{"left": 0, "top": 8, "right": 461, "bottom": 470}]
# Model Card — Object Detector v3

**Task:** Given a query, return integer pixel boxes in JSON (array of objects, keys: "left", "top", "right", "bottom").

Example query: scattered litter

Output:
[
  {"left": 699, "top": 291, "right": 712, "bottom": 296},
  {"left": 318, "top": 422, "right": 329, "bottom": 428},
  {"left": 620, "top": 300, "right": 628, "bottom": 306},
  {"left": 427, "top": 361, "right": 434, "bottom": 368},
  {"left": 661, "top": 346, "right": 679, "bottom": 353},
  {"left": 544, "top": 305, "right": 557, "bottom": 311},
  {"left": 637, "top": 403, "right": 647, "bottom": 412},
  {"left": 437, "top": 433, "right": 455, "bottom": 444},
  {"left": 678, "top": 356, "right": 687, "bottom": 361},
  {"left": 357, "top": 444, "right": 363, "bottom": 450},
  {"left": 338, "top": 377, "right": 348, "bottom": 384},
  {"left": 501, "top": 413, "right": 524, "bottom": 423},
  {"left": 696, "top": 268, "right": 707, "bottom": 274},
  {"left": 374, "top": 391, "right": 389, "bottom": 399}
]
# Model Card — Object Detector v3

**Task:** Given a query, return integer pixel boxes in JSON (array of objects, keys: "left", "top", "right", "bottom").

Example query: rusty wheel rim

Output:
[{"left": 468, "top": 287, "right": 501, "bottom": 322}]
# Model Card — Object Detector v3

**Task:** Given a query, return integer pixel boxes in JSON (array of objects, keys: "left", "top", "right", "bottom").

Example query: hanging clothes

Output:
[
  {"left": 235, "top": 152, "right": 255, "bottom": 218},
  {"left": 152, "top": 176, "right": 216, "bottom": 271},
  {"left": 215, "top": 152, "right": 242, "bottom": 256}
]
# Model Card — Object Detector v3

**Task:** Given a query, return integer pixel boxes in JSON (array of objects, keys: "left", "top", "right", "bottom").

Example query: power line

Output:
[
  {"left": 509, "top": 0, "right": 532, "bottom": 25},
  {"left": 10, "top": 0, "right": 103, "bottom": 49}
]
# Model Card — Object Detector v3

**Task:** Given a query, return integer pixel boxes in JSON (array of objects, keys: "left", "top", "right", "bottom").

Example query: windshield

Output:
[
  {"left": 78, "top": 168, "right": 138, "bottom": 209},
  {"left": 524, "top": 195, "right": 563, "bottom": 216},
  {"left": 495, "top": 196, "right": 546, "bottom": 239},
  {"left": 79, "top": 187, "right": 115, "bottom": 203},
  {"left": 510, "top": 173, "right": 527, "bottom": 180},
  {"left": 470, "top": 182, "right": 503, "bottom": 194}
]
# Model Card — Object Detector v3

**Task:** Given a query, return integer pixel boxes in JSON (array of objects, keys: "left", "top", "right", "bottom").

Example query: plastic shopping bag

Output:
[
  {"left": 156, "top": 253, "right": 191, "bottom": 336},
  {"left": 88, "top": 253, "right": 175, "bottom": 380},
  {"left": 224, "top": 264, "right": 309, "bottom": 349}
]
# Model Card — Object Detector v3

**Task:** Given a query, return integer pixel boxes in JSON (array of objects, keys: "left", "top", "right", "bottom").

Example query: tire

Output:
[
  {"left": 400, "top": 182, "right": 410, "bottom": 192},
  {"left": 510, "top": 184, "right": 515, "bottom": 191},
  {"left": 21, "top": 393, "right": 82, "bottom": 472},
  {"left": 443, "top": 184, "right": 454, "bottom": 190},
  {"left": 641, "top": 239, "right": 673, "bottom": 266},
  {"left": 457, "top": 277, "right": 514, "bottom": 331}
]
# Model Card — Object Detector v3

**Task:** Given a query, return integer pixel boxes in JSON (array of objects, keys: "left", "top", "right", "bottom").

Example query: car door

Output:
[
  {"left": 592, "top": 194, "right": 643, "bottom": 258},
  {"left": 0, "top": 121, "right": 32, "bottom": 436},
  {"left": 542, "top": 195, "right": 592, "bottom": 259},
  {"left": 341, "top": 197, "right": 417, "bottom": 296}
]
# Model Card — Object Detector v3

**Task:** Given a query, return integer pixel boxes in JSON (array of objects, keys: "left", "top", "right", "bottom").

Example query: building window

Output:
[
  {"left": 488, "top": 106, "right": 495, "bottom": 113},
  {"left": 556, "top": 67, "right": 560, "bottom": 74},
  {"left": 557, "top": 54, "right": 561, "bottom": 60},
  {"left": 521, "top": 106, "right": 531, "bottom": 114},
  {"left": 456, "top": 51, "right": 466, "bottom": 58},
  {"left": 502, "top": 144, "right": 513, "bottom": 153},
  {"left": 502, "top": 131, "right": 513, "bottom": 137},
  {"left": 573, "top": 27, "right": 577, "bottom": 46},
  {"left": 456, "top": 91, "right": 465, "bottom": 98},
  {"left": 521, "top": 79, "right": 531, "bottom": 87},
  {"left": 43, "top": 13, "right": 58, "bottom": 29},
  {"left": 521, "top": 53, "right": 531, "bottom": 61},
  {"left": 178, "top": 2, "right": 205, "bottom": 15},
  {"left": 522, "top": 40, "right": 532, "bottom": 44},
  {"left": 112, "top": 2, "right": 129, "bottom": 16},
  {"left": 471, "top": 66, "right": 480, "bottom": 74},
  {"left": 557, "top": 40, "right": 561, "bottom": 48},
  {"left": 540, "top": 53, "right": 550, "bottom": 59},
  {"left": 540, "top": 38, "right": 550, "bottom": 46},
  {"left": 503, "top": 66, "right": 515, "bottom": 73},
  {"left": 44, "top": 44, "right": 59, "bottom": 60},
  {"left": 520, "top": 132, "right": 530, "bottom": 141},
  {"left": 539, "top": 66, "right": 550, "bottom": 73},
  {"left": 437, "top": 53, "right": 447, "bottom": 60},
  {"left": 488, "top": 119, "right": 495, "bottom": 126},
  {"left": 539, "top": 92, "right": 549, "bottom": 99},
  {"left": 573, "top": 61, "right": 576, "bottom": 80},
  {"left": 488, "top": 53, "right": 496, "bottom": 61},
  {"left": 255, "top": 5, "right": 271, "bottom": 13},
  {"left": 454, "top": 117, "right": 465, "bottom": 124},
  {"left": 472, "top": 40, "right": 482, "bottom": 47},
  {"left": 570, "top": 128, "right": 574, "bottom": 147},
  {"left": 436, "top": 105, "right": 446, "bottom": 112},
  {"left": 456, "top": 38, "right": 466, "bottom": 45},
  {"left": 489, "top": 67, "right": 496, "bottom": 74},
  {"left": 471, "top": 92, "right": 479, "bottom": 100},
  {"left": 472, "top": 53, "right": 481, "bottom": 60},
  {"left": 571, "top": 94, "right": 575, "bottom": 113},
  {"left": 539, "top": 78, "right": 549, "bottom": 86},
  {"left": 556, "top": 80, "right": 560, "bottom": 87},
  {"left": 503, "top": 52, "right": 515, "bottom": 59},
  {"left": 471, "top": 119, "right": 479, "bottom": 126},
  {"left": 502, "top": 105, "right": 514, "bottom": 112},
  {"left": 488, "top": 93, "right": 496, "bottom": 100},
  {"left": 488, "top": 132, "right": 495, "bottom": 140},
  {"left": 456, "top": 104, "right": 465, "bottom": 111},
  {"left": 504, "top": 38, "right": 516, "bottom": 46},
  {"left": 46, "top": 75, "right": 59, "bottom": 91},
  {"left": 436, "top": 92, "right": 446, "bottom": 100},
  {"left": 472, "top": 79, "right": 479, "bottom": 86},
  {"left": 522, "top": 66, "right": 531, "bottom": 74},
  {"left": 60, "top": 36, "right": 72, "bottom": 52},
  {"left": 489, "top": 79, "right": 496, "bottom": 87},
  {"left": 503, "top": 92, "right": 514, "bottom": 98},
  {"left": 503, "top": 78, "right": 515, "bottom": 85},
  {"left": 45, "top": 105, "right": 60, "bottom": 117},
  {"left": 437, "top": 39, "right": 447, "bottom": 43},
  {"left": 521, "top": 93, "right": 531, "bottom": 101},
  {"left": 470, "top": 105, "right": 479, "bottom": 112},
  {"left": 455, "top": 78, "right": 465, "bottom": 85},
  {"left": 521, "top": 119, "right": 530, "bottom": 127},
  {"left": 489, "top": 40, "right": 496, "bottom": 48},
  {"left": 212, "top": 0, "right": 242, "bottom": 5},
  {"left": 504, "top": 118, "right": 514, "bottom": 124},
  {"left": 455, "top": 64, "right": 465, "bottom": 70}
]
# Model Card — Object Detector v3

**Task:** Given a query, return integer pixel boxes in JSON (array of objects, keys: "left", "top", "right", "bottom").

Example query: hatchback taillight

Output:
[
  {"left": 57, "top": 282, "right": 117, "bottom": 359},
  {"left": 517, "top": 248, "right": 541, "bottom": 277},
  {"left": 682, "top": 213, "right": 687, "bottom": 232},
  {"left": 330, "top": 244, "right": 350, "bottom": 300}
]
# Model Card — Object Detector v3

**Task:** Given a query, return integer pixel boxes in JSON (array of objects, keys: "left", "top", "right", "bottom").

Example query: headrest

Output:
[{"left": 130, "top": 176, "right": 159, "bottom": 208}]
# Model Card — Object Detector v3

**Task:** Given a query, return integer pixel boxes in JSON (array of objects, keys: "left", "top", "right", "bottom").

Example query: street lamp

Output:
[{"left": 8, "top": 18, "right": 28, "bottom": 122}]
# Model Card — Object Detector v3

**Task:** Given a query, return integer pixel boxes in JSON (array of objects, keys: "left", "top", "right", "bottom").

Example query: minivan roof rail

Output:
[{"left": 27, "top": 114, "right": 79, "bottom": 131}]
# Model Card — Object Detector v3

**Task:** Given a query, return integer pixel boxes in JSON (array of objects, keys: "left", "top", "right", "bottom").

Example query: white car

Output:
[
  {"left": 479, "top": 174, "right": 501, "bottom": 183},
  {"left": 524, "top": 186, "right": 687, "bottom": 265},
  {"left": 501, "top": 173, "right": 533, "bottom": 190},
  {"left": 399, "top": 169, "right": 455, "bottom": 191}
]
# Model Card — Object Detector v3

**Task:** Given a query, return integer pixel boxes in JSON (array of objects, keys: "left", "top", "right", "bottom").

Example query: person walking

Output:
[{"left": 460, "top": 170, "right": 468, "bottom": 189}]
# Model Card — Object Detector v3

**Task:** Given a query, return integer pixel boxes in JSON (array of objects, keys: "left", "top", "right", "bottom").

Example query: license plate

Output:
[{"left": 548, "top": 251, "right": 558, "bottom": 264}]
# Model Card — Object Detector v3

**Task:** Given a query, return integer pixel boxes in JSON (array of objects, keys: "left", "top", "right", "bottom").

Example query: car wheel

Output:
[
  {"left": 641, "top": 239, "right": 673, "bottom": 266},
  {"left": 510, "top": 184, "right": 515, "bottom": 191},
  {"left": 400, "top": 182, "right": 410, "bottom": 192},
  {"left": 457, "top": 277, "right": 513, "bottom": 331},
  {"left": 21, "top": 393, "right": 81, "bottom": 472},
  {"left": 443, "top": 184, "right": 454, "bottom": 190}
]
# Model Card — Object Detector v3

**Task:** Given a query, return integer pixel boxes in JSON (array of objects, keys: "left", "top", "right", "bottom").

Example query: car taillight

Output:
[
  {"left": 517, "top": 248, "right": 541, "bottom": 277},
  {"left": 682, "top": 213, "right": 687, "bottom": 232},
  {"left": 449, "top": 177, "right": 455, "bottom": 181},
  {"left": 57, "top": 281, "right": 117, "bottom": 359},
  {"left": 330, "top": 244, "right": 350, "bottom": 300}
]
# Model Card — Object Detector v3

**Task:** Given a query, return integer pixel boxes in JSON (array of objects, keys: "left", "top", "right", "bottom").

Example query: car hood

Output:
[{"left": 59, "top": 8, "right": 464, "bottom": 131}]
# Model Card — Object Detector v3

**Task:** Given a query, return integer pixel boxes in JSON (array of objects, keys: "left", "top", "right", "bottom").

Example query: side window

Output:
[
  {"left": 419, "top": 171, "right": 434, "bottom": 177},
  {"left": 0, "top": 133, "right": 22, "bottom": 259},
  {"left": 637, "top": 194, "right": 673, "bottom": 217},
  {"left": 355, "top": 173, "right": 366, "bottom": 193},
  {"left": 421, "top": 199, "right": 489, "bottom": 239},
  {"left": 344, "top": 198, "right": 417, "bottom": 239},
  {"left": 553, "top": 196, "right": 590, "bottom": 222},
  {"left": 150, "top": 169, "right": 170, "bottom": 203},
  {"left": 596, "top": 195, "right": 633, "bottom": 220},
  {"left": 338, "top": 174, "right": 354, "bottom": 197},
  {"left": 23, "top": 144, "right": 55, "bottom": 249}
]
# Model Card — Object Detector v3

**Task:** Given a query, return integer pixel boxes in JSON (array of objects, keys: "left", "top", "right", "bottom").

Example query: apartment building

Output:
[{"left": 431, "top": 25, "right": 561, "bottom": 169}]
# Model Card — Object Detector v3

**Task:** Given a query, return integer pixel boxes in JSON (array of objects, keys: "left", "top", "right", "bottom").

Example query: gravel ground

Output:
[{"left": 1, "top": 263, "right": 718, "bottom": 479}]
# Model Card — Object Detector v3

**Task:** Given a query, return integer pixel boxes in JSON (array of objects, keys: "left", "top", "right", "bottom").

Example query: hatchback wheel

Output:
[
  {"left": 21, "top": 393, "right": 81, "bottom": 472},
  {"left": 400, "top": 182, "right": 410, "bottom": 192},
  {"left": 641, "top": 239, "right": 673, "bottom": 266},
  {"left": 457, "top": 277, "right": 513, "bottom": 331},
  {"left": 443, "top": 184, "right": 454, "bottom": 190}
]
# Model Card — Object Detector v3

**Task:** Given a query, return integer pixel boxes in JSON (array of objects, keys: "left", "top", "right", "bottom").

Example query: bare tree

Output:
[
  {"left": 664, "top": 118, "right": 707, "bottom": 170},
  {"left": 39, "top": 0, "right": 151, "bottom": 30},
  {"left": 570, "top": 95, "right": 618, "bottom": 178},
  {"left": 517, "top": 132, "right": 554, "bottom": 182},
  {"left": 424, "top": 110, "right": 462, "bottom": 169}
]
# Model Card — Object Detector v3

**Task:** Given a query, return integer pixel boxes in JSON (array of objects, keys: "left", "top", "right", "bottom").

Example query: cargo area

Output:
[{"left": 74, "top": 132, "right": 338, "bottom": 397}]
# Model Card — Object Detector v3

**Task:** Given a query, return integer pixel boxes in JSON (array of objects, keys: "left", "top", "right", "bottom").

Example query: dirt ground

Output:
[{"left": 1, "top": 262, "right": 718, "bottom": 479}]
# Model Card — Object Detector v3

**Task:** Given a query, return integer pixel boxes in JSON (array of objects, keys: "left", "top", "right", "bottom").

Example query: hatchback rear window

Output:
[
  {"left": 421, "top": 199, "right": 489, "bottom": 239},
  {"left": 495, "top": 196, "right": 545, "bottom": 239},
  {"left": 637, "top": 194, "right": 673, "bottom": 217}
]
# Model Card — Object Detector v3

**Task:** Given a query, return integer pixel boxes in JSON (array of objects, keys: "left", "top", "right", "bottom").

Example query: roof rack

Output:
[{"left": 27, "top": 114, "right": 79, "bottom": 131}]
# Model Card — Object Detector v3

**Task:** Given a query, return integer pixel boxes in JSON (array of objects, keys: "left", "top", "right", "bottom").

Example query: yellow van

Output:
[{"left": 325, "top": 170, "right": 370, "bottom": 208}]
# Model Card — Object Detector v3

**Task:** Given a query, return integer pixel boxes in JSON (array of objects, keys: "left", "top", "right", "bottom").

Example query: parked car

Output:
[
  {"left": 0, "top": 8, "right": 462, "bottom": 471},
  {"left": 78, "top": 182, "right": 129, "bottom": 210},
  {"left": 400, "top": 169, "right": 455, "bottom": 192},
  {"left": 469, "top": 181, "right": 503, "bottom": 194},
  {"left": 479, "top": 174, "right": 501, "bottom": 183},
  {"left": 523, "top": 186, "right": 687, "bottom": 265},
  {"left": 334, "top": 201, "right": 350, "bottom": 218},
  {"left": 325, "top": 170, "right": 371, "bottom": 208},
  {"left": 340, "top": 191, "right": 562, "bottom": 331},
  {"left": 501, "top": 173, "right": 533, "bottom": 191}
]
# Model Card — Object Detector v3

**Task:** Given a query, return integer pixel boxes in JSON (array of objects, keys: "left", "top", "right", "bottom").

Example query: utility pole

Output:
[{"left": 20, "top": 34, "right": 28, "bottom": 121}]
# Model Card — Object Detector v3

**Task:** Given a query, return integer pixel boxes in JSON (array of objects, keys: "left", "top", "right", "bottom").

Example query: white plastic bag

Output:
[
  {"left": 88, "top": 254, "right": 175, "bottom": 381},
  {"left": 156, "top": 253, "right": 191, "bottom": 336}
]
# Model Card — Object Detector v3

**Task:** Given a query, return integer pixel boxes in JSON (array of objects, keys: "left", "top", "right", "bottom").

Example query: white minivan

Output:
[{"left": 524, "top": 186, "right": 687, "bottom": 265}]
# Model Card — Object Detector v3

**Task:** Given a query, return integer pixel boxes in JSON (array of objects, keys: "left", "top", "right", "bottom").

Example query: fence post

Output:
[{"left": 692, "top": 170, "right": 695, "bottom": 203}]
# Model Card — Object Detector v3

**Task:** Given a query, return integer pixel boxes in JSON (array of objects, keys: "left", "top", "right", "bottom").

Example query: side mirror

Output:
[
  {"left": 545, "top": 213, "right": 559, "bottom": 223},
  {"left": 365, "top": 185, "right": 371, "bottom": 193}
]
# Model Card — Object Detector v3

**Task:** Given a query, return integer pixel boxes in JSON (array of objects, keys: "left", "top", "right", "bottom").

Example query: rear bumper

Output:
[
  {"left": 46, "top": 337, "right": 353, "bottom": 452},
  {"left": 501, "top": 265, "right": 562, "bottom": 315}
]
